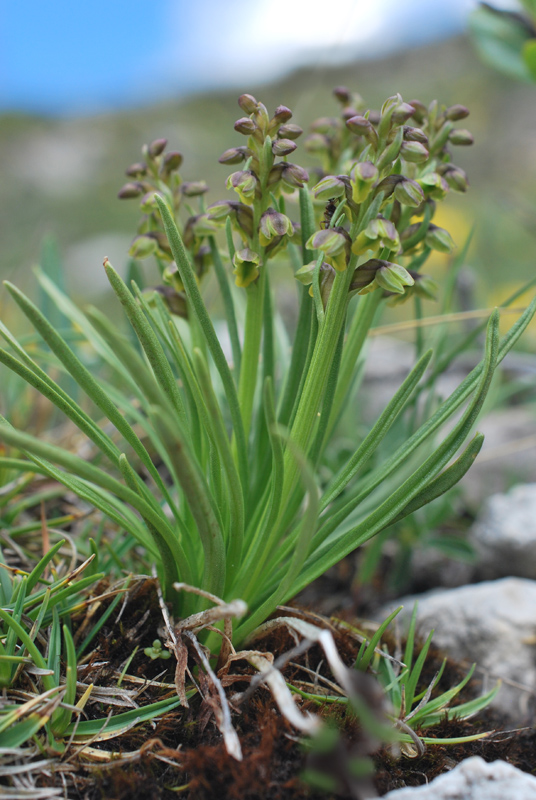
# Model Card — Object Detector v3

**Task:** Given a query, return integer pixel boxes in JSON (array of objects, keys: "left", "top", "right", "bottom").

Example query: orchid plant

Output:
[{"left": 1, "top": 88, "right": 534, "bottom": 646}]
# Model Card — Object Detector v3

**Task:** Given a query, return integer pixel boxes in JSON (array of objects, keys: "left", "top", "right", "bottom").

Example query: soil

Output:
[{"left": 6, "top": 573, "right": 534, "bottom": 800}]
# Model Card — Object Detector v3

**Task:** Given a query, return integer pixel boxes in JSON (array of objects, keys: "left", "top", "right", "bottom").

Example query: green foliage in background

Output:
[{"left": 469, "top": 1, "right": 536, "bottom": 81}]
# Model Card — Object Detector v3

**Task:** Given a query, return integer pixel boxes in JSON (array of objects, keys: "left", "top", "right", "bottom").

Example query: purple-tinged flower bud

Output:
[
  {"left": 341, "top": 106, "right": 360, "bottom": 121},
  {"left": 346, "top": 115, "right": 371, "bottom": 136},
  {"left": 449, "top": 129, "right": 474, "bottom": 146},
  {"left": 425, "top": 224, "right": 456, "bottom": 253},
  {"left": 313, "top": 175, "right": 346, "bottom": 201},
  {"left": 400, "top": 141, "right": 429, "bottom": 163},
  {"left": 118, "top": 182, "right": 144, "bottom": 199},
  {"left": 311, "top": 117, "right": 341, "bottom": 134},
  {"left": 234, "top": 117, "right": 257, "bottom": 135},
  {"left": 129, "top": 235, "right": 158, "bottom": 259},
  {"left": 295, "top": 260, "right": 336, "bottom": 306},
  {"left": 238, "top": 94, "right": 258, "bottom": 114},
  {"left": 442, "top": 165, "right": 469, "bottom": 193},
  {"left": 418, "top": 172, "right": 449, "bottom": 200},
  {"left": 391, "top": 103, "right": 416, "bottom": 125},
  {"left": 352, "top": 259, "right": 414, "bottom": 295},
  {"left": 153, "top": 285, "right": 188, "bottom": 318},
  {"left": 350, "top": 161, "right": 378, "bottom": 204},
  {"left": 234, "top": 203, "right": 254, "bottom": 238},
  {"left": 267, "top": 163, "right": 285, "bottom": 186},
  {"left": 407, "top": 99, "right": 427, "bottom": 124},
  {"left": 273, "top": 105, "right": 292, "bottom": 123},
  {"left": 207, "top": 200, "right": 236, "bottom": 220},
  {"left": 233, "top": 248, "right": 260, "bottom": 288},
  {"left": 272, "top": 138, "right": 297, "bottom": 156},
  {"left": 306, "top": 227, "right": 350, "bottom": 271},
  {"left": 393, "top": 177, "right": 425, "bottom": 208},
  {"left": 278, "top": 123, "right": 303, "bottom": 140},
  {"left": 146, "top": 230, "right": 172, "bottom": 257},
  {"left": 259, "top": 207, "right": 293, "bottom": 246},
  {"left": 403, "top": 126, "right": 428, "bottom": 144},
  {"left": 333, "top": 86, "right": 352, "bottom": 104},
  {"left": 140, "top": 191, "right": 159, "bottom": 212},
  {"left": 181, "top": 181, "right": 209, "bottom": 197},
  {"left": 304, "top": 133, "right": 329, "bottom": 154},
  {"left": 218, "top": 146, "right": 251, "bottom": 165},
  {"left": 125, "top": 162, "right": 147, "bottom": 178},
  {"left": 281, "top": 163, "right": 309, "bottom": 189},
  {"left": 445, "top": 104, "right": 470, "bottom": 121},
  {"left": 160, "top": 151, "right": 183, "bottom": 174},
  {"left": 148, "top": 138, "right": 167, "bottom": 158},
  {"left": 227, "top": 170, "right": 258, "bottom": 204}
]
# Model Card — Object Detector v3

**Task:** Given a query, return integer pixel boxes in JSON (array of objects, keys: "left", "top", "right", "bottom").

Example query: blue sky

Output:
[{"left": 2, "top": 0, "right": 480, "bottom": 116}]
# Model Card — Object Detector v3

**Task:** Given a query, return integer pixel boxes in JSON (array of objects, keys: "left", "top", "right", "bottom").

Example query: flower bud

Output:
[
  {"left": 425, "top": 224, "right": 456, "bottom": 253},
  {"left": 445, "top": 104, "right": 469, "bottom": 121},
  {"left": 153, "top": 285, "right": 188, "bottom": 318},
  {"left": 234, "top": 203, "right": 254, "bottom": 238},
  {"left": 400, "top": 140, "right": 429, "bottom": 163},
  {"left": 281, "top": 163, "right": 309, "bottom": 189},
  {"left": 267, "top": 163, "right": 285, "bottom": 187},
  {"left": 218, "top": 146, "right": 251, "bottom": 164},
  {"left": 129, "top": 235, "right": 158, "bottom": 259},
  {"left": 449, "top": 128, "right": 474, "bottom": 146},
  {"left": 140, "top": 191, "right": 159, "bottom": 212},
  {"left": 304, "top": 133, "right": 329, "bottom": 154},
  {"left": 148, "top": 138, "right": 167, "bottom": 158},
  {"left": 238, "top": 94, "right": 258, "bottom": 114},
  {"left": 393, "top": 177, "right": 425, "bottom": 208},
  {"left": 403, "top": 126, "right": 428, "bottom": 144},
  {"left": 333, "top": 86, "right": 352, "bottom": 104},
  {"left": 350, "top": 161, "right": 378, "bottom": 204},
  {"left": 391, "top": 103, "right": 416, "bottom": 125},
  {"left": 160, "top": 151, "right": 183, "bottom": 176},
  {"left": 181, "top": 181, "right": 209, "bottom": 197},
  {"left": 259, "top": 208, "right": 293, "bottom": 245},
  {"left": 118, "top": 182, "right": 144, "bottom": 199},
  {"left": 207, "top": 200, "right": 236, "bottom": 220},
  {"left": 295, "top": 260, "right": 336, "bottom": 306},
  {"left": 125, "top": 162, "right": 147, "bottom": 177},
  {"left": 272, "top": 138, "right": 297, "bottom": 156},
  {"left": 278, "top": 123, "right": 303, "bottom": 140},
  {"left": 273, "top": 105, "right": 292, "bottom": 124},
  {"left": 442, "top": 165, "right": 469, "bottom": 193},
  {"left": 310, "top": 117, "right": 340, "bottom": 134},
  {"left": 306, "top": 227, "right": 350, "bottom": 271},
  {"left": 352, "top": 259, "right": 414, "bottom": 295},
  {"left": 407, "top": 99, "right": 427, "bottom": 123},
  {"left": 346, "top": 115, "right": 371, "bottom": 136},
  {"left": 352, "top": 216, "right": 400, "bottom": 256},
  {"left": 233, "top": 248, "right": 260, "bottom": 288},
  {"left": 312, "top": 175, "right": 346, "bottom": 201},
  {"left": 418, "top": 172, "right": 449, "bottom": 200},
  {"left": 227, "top": 170, "right": 258, "bottom": 204},
  {"left": 234, "top": 117, "right": 257, "bottom": 135}
]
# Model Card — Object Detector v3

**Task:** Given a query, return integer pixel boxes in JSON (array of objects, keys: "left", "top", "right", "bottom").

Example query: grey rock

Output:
[
  {"left": 380, "top": 578, "right": 536, "bottom": 720},
  {"left": 462, "top": 408, "right": 536, "bottom": 506},
  {"left": 469, "top": 484, "right": 536, "bottom": 580},
  {"left": 383, "top": 756, "right": 536, "bottom": 799}
]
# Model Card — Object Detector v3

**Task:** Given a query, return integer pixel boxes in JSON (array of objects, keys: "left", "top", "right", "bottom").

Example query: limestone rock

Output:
[
  {"left": 379, "top": 578, "right": 536, "bottom": 720},
  {"left": 382, "top": 756, "right": 536, "bottom": 799}
]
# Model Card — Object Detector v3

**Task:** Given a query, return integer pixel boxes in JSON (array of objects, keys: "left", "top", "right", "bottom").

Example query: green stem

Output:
[
  {"left": 281, "top": 267, "right": 354, "bottom": 507},
  {"left": 237, "top": 266, "right": 266, "bottom": 439}
]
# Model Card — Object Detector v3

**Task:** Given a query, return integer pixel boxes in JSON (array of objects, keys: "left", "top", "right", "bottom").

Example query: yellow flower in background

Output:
[{"left": 487, "top": 283, "right": 536, "bottom": 339}]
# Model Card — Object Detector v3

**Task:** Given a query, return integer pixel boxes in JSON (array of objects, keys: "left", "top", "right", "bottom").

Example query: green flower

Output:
[
  {"left": 233, "top": 248, "right": 260, "bottom": 288},
  {"left": 351, "top": 259, "right": 414, "bottom": 295}
]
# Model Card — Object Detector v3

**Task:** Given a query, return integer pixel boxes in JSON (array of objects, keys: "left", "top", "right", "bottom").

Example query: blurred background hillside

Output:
[{"left": 2, "top": 0, "right": 536, "bottom": 314}]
